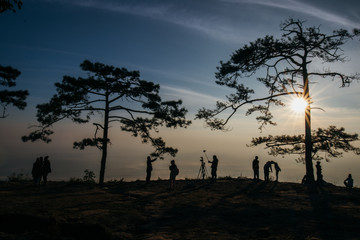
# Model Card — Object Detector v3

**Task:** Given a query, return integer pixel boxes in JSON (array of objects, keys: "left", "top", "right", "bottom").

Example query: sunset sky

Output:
[{"left": 1, "top": 0, "right": 360, "bottom": 185}]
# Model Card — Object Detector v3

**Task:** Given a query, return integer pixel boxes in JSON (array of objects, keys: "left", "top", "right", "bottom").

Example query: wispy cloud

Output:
[
  {"left": 161, "top": 85, "right": 223, "bottom": 111},
  {"left": 40, "top": 0, "right": 360, "bottom": 45},
  {"left": 43, "top": 0, "right": 250, "bottom": 43},
  {"left": 225, "top": 0, "right": 360, "bottom": 29},
  {"left": 136, "top": 66, "right": 216, "bottom": 88},
  {"left": 161, "top": 85, "right": 221, "bottom": 102}
]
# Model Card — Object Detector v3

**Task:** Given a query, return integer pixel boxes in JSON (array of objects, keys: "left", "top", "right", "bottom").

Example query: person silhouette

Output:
[
  {"left": 42, "top": 156, "right": 51, "bottom": 185},
  {"left": 169, "top": 160, "right": 179, "bottom": 190},
  {"left": 263, "top": 161, "right": 273, "bottom": 182},
  {"left": 32, "top": 157, "right": 43, "bottom": 185},
  {"left": 344, "top": 174, "right": 354, "bottom": 189},
  {"left": 146, "top": 156, "right": 157, "bottom": 183},
  {"left": 273, "top": 161, "right": 281, "bottom": 182},
  {"left": 208, "top": 155, "right": 219, "bottom": 181},
  {"left": 316, "top": 161, "right": 323, "bottom": 183},
  {"left": 32, "top": 157, "right": 39, "bottom": 184},
  {"left": 252, "top": 156, "right": 260, "bottom": 180}
]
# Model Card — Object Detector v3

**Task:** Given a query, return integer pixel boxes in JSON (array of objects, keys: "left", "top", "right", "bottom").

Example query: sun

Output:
[{"left": 290, "top": 97, "right": 308, "bottom": 113}]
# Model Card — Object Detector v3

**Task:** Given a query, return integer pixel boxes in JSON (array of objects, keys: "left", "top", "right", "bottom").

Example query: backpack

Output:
[{"left": 176, "top": 167, "right": 179, "bottom": 176}]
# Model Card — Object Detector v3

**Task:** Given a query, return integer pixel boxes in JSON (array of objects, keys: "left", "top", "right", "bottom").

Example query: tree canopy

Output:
[
  {"left": 196, "top": 18, "right": 360, "bottom": 183},
  {"left": 0, "top": 65, "right": 29, "bottom": 118},
  {"left": 0, "top": 0, "right": 22, "bottom": 13},
  {"left": 249, "top": 126, "right": 360, "bottom": 163},
  {"left": 198, "top": 19, "right": 359, "bottom": 131},
  {"left": 23, "top": 60, "right": 191, "bottom": 184}
]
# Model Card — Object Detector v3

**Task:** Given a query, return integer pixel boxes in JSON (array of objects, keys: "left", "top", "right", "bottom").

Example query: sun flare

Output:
[{"left": 291, "top": 97, "right": 308, "bottom": 113}]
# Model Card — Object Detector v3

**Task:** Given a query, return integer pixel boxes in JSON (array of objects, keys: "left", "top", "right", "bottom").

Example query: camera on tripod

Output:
[{"left": 197, "top": 152, "right": 209, "bottom": 180}]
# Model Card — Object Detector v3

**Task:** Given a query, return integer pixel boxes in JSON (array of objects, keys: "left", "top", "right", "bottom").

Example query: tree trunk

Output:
[
  {"left": 304, "top": 76, "right": 315, "bottom": 183},
  {"left": 99, "top": 96, "right": 110, "bottom": 185}
]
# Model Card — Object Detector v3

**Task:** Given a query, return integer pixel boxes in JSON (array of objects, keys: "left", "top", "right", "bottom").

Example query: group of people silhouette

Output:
[
  {"left": 30, "top": 153, "right": 353, "bottom": 189},
  {"left": 146, "top": 156, "right": 180, "bottom": 190},
  {"left": 252, "top": 156, "right": 281, "bottom": 182},
  {"left": 146, "top": 154, "right": 354, "bottom": 190},
  {"left": 31, "top": 156, "right": 51, "bottom": 185},
  {"left": 146, "top": 154, "right": 219, "bottom": 190},
  {"left": 301, "top": 160, "right": 353, "bottom": 189}
]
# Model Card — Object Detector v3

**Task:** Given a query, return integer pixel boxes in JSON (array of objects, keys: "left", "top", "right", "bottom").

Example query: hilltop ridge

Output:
[{"left": 1, "top": 179, "right": 359, "bottom": 239}]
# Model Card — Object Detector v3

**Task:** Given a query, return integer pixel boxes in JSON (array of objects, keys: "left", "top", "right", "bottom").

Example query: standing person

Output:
[
  {"left": 316, "top": 161, "right": 323, "bottom": 183},
  {"left": 32, "top": 157, "right": 39, "bottom": 184},
  {"left": 252, "top": 156, "right": 260, "bottom": 180},
  {"left": 263, "top": 161, "right": 273, "bottom": 182},
  {"left": 169, "top": 160, "right": 179, "bottom": 190},
  {"left": 344, "top": 174, "right": 354, "bottom": 189},
  {"left": 146, "top": 156, "right": 157, "bottom": 183},
  {"left": 42, "top": 156, "right": 52, "bottom": 185},
  {"left": 208, "top": 155, "right": 219, "bottom": 181},
  {"left": 273, "top": 161, "right": 281, "bottom": 182},
  {"left": 32, "top": 157, "right": 43, "bottom": 185}
]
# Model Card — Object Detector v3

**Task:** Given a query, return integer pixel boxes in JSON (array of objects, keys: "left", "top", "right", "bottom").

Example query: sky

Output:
[{"left": 1, "top": 0, "right": 360, "bottom": 185}]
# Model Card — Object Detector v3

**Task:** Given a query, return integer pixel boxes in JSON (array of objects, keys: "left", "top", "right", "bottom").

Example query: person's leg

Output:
[
  {"left": 171, "top": 178, "right": 175, "bottom": 190},
  {"left": 146, "top": 171, "right": 151, "bottom": 183},
  {"left": 43, "top": 174, "right": 47, "bottom": 185},
  {"left": 170, "top": 177, "right": 174, "bottom": 190}
]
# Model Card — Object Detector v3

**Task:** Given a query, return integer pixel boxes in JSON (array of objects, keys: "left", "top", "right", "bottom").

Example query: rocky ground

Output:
[{"left": 1, "top": 178, "right": 360, "bottom": 240}]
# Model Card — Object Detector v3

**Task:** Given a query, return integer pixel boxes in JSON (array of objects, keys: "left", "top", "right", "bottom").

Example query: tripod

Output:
[{"left": 197, "top": 157, "right": 209, "bottom": 180}]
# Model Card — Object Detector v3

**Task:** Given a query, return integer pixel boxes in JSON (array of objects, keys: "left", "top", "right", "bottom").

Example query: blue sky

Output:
[{"left": 1, "top": 0, "right": 360, "bottom": 184}]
